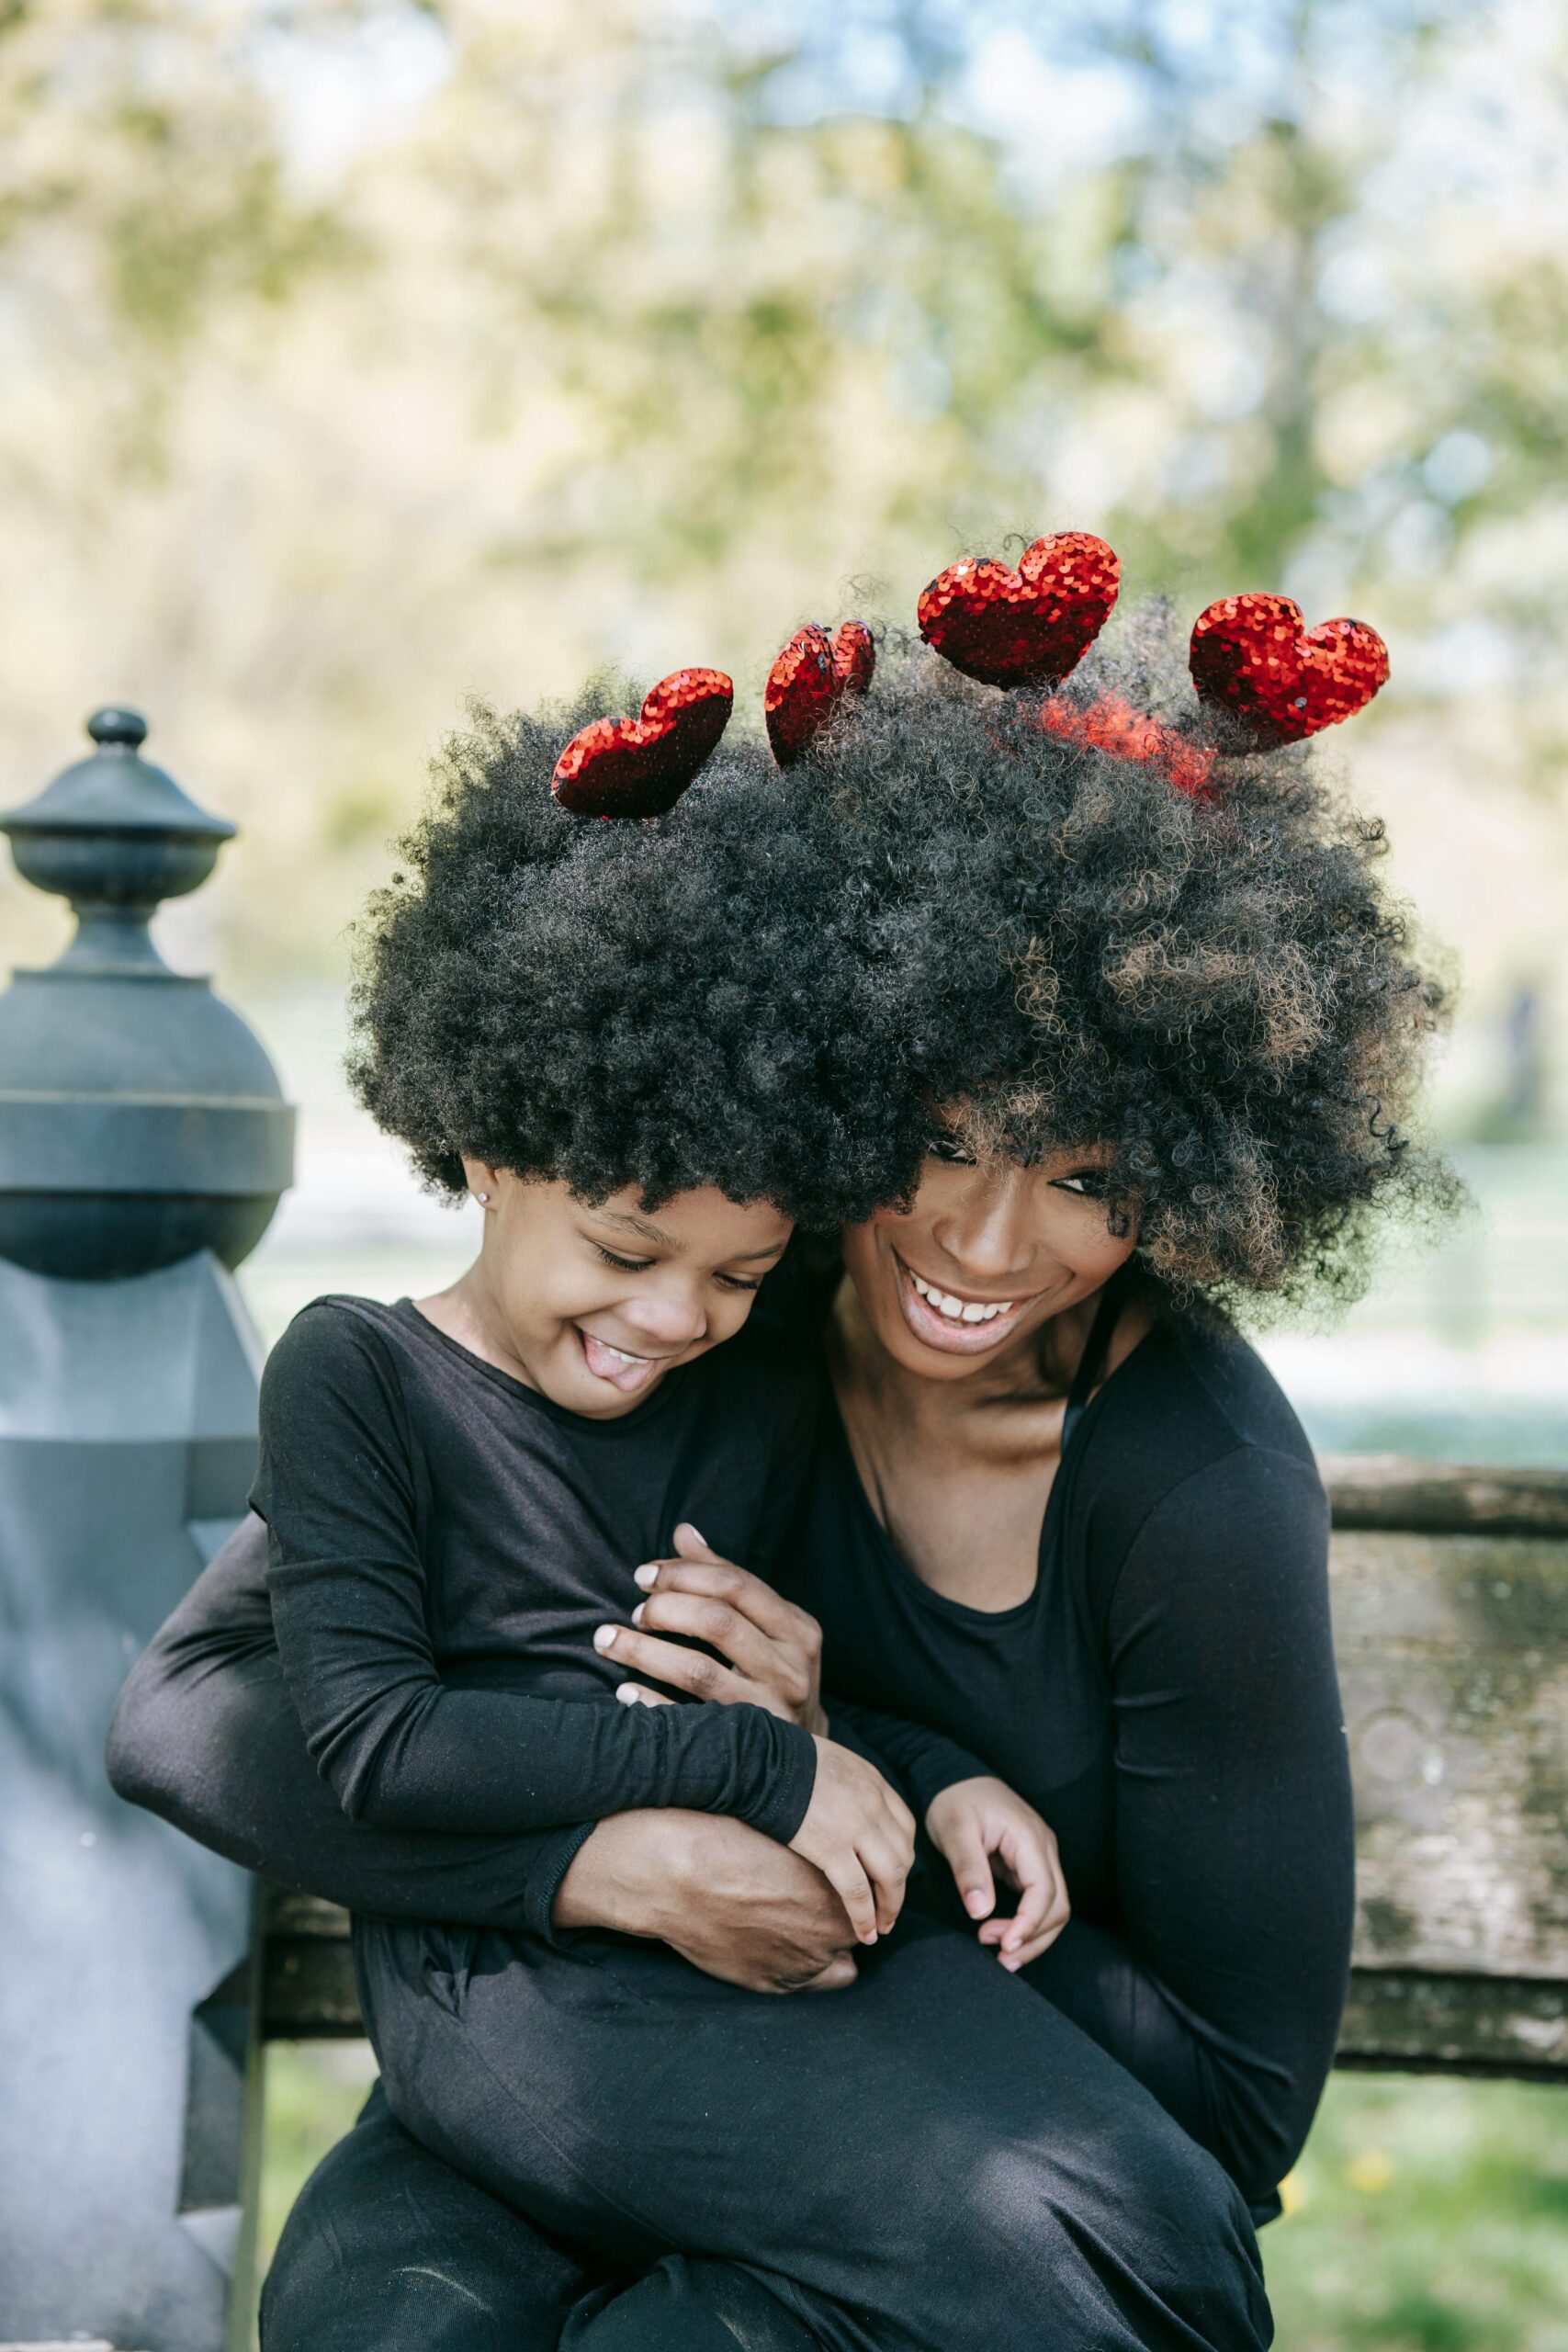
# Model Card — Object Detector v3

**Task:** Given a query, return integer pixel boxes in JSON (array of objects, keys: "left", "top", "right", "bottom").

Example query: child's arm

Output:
[{"left": 256, "top": 1304, "right": 818, "bottom": 1845}]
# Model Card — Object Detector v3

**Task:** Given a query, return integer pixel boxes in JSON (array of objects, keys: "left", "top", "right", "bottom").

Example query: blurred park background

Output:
[{"left": 3, "top": 2, "right": 1566, "bottom": 2343}]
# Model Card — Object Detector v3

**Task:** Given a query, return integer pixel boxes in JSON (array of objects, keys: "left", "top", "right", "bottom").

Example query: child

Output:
[{"left": 255, "top": 694, "right": 928, "bottom": 1951}]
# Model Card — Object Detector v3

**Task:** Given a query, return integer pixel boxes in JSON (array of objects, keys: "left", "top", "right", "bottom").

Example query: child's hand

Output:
[
  {"left": 789, "top": 1736, "right": 916, "bottom": 1948},
  {"left": 924, "top": 1776, "right": 1069, "bottom": 1971}
]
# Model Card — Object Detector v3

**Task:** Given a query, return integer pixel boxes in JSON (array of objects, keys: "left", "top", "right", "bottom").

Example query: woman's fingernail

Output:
[
  {"left": 615, "top": 1683, "right": 641, "bottom": 1704},
  {"left": 633, "top": 1564, "right": 659, "bottom": 1589},
  {"left": 631, "top": 1603, "right": 645, "bottom": 1626},
  {"left": 686, "top": 1526, "right": 708, "bottom": 1546},
  {"left": 592, "top": 1626, "right": 617, "bottom": 1652}
]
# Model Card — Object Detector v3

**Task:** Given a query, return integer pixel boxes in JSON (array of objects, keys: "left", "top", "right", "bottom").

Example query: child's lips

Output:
[{"left": 578, "top": 1328, "right": 666, "bottom": 1393}]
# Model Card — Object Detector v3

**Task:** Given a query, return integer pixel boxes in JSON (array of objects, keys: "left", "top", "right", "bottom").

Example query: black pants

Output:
[
  {"left": 259, "top": 2077, "right": 813, "bottom": 2352},
  {"left": 328, "top": 1906, "right": 1269, "bottom": 2352}
]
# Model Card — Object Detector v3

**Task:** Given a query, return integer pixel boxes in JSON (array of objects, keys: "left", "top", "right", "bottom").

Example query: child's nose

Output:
[{"left": 623, "top": 1283, "right": 708, "bottom": 1350}]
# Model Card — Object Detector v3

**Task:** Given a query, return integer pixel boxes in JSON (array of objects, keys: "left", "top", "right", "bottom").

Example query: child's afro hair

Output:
[
  {"left": 345, "top": 691, "right": 936, "bottom": 1231},
  {"left": 807, "top": 607, "right": 1454, "bottom": 1309}
]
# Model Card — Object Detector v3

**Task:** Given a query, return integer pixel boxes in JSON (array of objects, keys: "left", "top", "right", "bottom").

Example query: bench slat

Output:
[
  {"left": 259, "top": 1924, "right": 1568, "bottom": 2076},
  {"left": 1332, "top": 1531, "right": 1568, "bottom": 1979},
  {"left": 1320, "top": 1454, "right": 1568, "bottom": 1538}
]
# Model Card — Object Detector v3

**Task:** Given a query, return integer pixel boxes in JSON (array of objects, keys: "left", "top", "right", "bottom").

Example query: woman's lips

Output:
[
  {"left": 892, "top": 1254, "right": 1033, "bottom": 1355},
  {"left": 578, "top": 1329, "right": 665, "bottom": 1393}
]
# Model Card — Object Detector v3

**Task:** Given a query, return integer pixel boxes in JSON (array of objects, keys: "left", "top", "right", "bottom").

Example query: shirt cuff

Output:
[
  {"left": 745, "top": 1715, "right": 818, "bottom": 1845},
  {"left": 521, "top": 1821, "right": 601, "bottom": 1948}
]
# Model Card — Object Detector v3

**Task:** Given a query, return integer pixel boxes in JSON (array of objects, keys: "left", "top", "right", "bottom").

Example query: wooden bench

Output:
[{"left": 260, "top": 1456, "right": 1568, "bottom": 2079}]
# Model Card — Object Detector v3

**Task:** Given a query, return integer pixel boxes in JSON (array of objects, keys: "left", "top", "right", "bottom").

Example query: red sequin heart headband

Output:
[{"left": 550, "top": 535, "right": 1388, "bottom": 816}]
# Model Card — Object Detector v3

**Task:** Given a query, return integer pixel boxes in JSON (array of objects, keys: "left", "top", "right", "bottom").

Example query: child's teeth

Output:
[{"left": 909, "top": 1272, "right": 1015, "bottom": 1324}]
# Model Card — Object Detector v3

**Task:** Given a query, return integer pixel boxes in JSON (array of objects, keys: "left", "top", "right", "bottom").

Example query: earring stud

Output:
[{"left": 475, "top": 1190, "right": 491, "bottom": 1204}]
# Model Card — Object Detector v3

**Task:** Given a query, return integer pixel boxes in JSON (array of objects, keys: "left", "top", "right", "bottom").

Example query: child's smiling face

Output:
[{"left": 453, "top": 1165, "right": 794, "bottom": 1419}]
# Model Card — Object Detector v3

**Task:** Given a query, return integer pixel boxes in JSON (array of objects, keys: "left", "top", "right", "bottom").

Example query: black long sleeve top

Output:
[
  {"left": 249, "top": 1295, "right": 818, "bottom": 1845},
  {"left": 773, "top": 1290, "right": 1355, "bottom": 2223},
  {"left": 109, "top": 1271, "right": 1353, "bottom": 2224}
]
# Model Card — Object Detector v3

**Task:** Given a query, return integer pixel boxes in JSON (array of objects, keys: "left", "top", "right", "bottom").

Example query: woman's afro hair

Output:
[
  {"left": 807, "top": 603, "right": 1454, "bottom": 1309},
  {"left": 350, "top": 609, "right": 1451, "bottom": 1310},
  {"left": 346, "top": 690, "right": 936, "bottom": 1231}
]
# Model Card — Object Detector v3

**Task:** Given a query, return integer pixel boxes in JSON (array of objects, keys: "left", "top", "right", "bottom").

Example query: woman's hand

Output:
[
  {"left": 925, "top": 1776, "right": 1070, "bottom": 1971},
  {"left": 552, "top": 1809, "right": 860, "bottom": 1994},
  {"left": 594, "top": 1525, "right": 911, "bottom": 1940},
  {"left": 597, "top": 1523, "right": 828, "bottom": 1734}
]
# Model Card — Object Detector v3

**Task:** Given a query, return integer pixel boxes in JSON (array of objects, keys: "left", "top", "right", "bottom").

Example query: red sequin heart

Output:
[
  {"left": 552, "top": 669, "right": 734, "bottom": 817},
  {"left": 917, "top": 533, "right": 1120, "bottom": 688},
  {"left": 764, "top": 620, "right": 876, "bottom": 765},
  {"left": 1189, "top": 595, "right": 1389, "bottom": 744}
]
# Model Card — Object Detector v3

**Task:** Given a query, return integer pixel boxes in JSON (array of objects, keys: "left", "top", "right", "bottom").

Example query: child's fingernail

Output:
[
  {"left": 634, "top": 1564, "right": 659, "bottom": 1589},
  {"left": 631, "top": 1603, "right": 645, "bottom": 1626},
  {"left": 592, "top": 1626, "right": 617, "bottom": 1652},
  {"left": 964, "top": 1888, "right": 989, "bottom": 1917}
]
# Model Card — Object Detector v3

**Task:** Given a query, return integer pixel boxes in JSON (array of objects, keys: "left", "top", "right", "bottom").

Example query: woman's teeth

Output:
[{"left": 909, "top": 1272, "right": 1014, "bottom": 1323}]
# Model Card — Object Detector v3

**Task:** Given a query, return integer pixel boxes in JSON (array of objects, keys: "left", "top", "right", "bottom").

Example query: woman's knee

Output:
[{"left": 953, "top": 2109, "right": 1269, "bottom": 2350}]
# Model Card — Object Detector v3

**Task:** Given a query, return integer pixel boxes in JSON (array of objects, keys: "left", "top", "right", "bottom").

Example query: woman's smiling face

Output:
[{"left": 840, "top": 1132, "right": 1138, "bottom": 1383}]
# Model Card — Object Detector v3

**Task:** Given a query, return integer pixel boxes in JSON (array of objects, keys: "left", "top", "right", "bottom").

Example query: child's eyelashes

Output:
[
  {"left": 592, "top": 1243, "right": 655, "bottom": 1273},
  {"left": 589, "top": 1241, "right": 761, "bottom": 1294}
]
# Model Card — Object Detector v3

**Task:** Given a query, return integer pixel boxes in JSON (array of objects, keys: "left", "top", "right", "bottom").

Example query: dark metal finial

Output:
[{"left": 86, "top": 706, "right": 150, "bottom": 752}]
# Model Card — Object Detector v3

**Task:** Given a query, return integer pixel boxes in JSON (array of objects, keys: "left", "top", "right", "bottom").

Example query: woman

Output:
[{"left": 110, "top": 624, "right": 1447, "bottom": 2351}]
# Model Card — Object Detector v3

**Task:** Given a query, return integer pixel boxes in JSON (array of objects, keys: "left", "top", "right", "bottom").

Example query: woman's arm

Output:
[
  {"left": 255, "top": 1306, "right": 817, "bottom": 1843},
  {"left": 107, "top": 1516, "right": 857, "bottom": 1988},
  {"left": 1025, "top": 1444, "right": 1354, "bottom": 2220},
  {"left": 107, "top": 1512, "right": 588, "bottom": 1932}
]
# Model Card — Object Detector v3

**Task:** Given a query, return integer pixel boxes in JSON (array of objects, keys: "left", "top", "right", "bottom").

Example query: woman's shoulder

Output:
[{"left": 1073, "top": 1309, "right": 1324, "bottom": 1577}]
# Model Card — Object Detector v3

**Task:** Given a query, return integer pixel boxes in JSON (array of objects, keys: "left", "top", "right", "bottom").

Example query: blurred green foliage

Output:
[{"left": 1, "top": 1, "right": 1565, "bottom": 1103}]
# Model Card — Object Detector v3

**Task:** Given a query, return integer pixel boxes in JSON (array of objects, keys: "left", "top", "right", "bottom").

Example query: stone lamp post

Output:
[{"left": 0, "top": 710, "right": 294, "bottom": 2350}]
